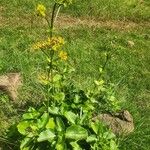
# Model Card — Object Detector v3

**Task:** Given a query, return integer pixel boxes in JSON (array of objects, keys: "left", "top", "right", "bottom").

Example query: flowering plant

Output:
[{"left": 7, "top": 1, "right": 120, "bottom": 150}]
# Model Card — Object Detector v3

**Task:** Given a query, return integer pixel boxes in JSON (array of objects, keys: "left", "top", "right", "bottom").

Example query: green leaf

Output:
[
  {"left": 79, "top": 112, "right": 88, "bottom": 125},
  {"left": 53, "top": 92, "right": 65, "bottom": 102},
  {"left": 46, "top": 118, "right": 55, "bottom": 129},
  {"left": 56, "top": 142, "right": 67, "bottom": 150},
  {"left": 84, "top": 101, "right": 95, "bottom": 111},
  {"left": 103, "top": 131, "right": 116, "bottom": 140},
  {"left": 70, "top": 141, "right": 82, "bottom": 150},
  {"left": 30, "top": 124, "right": 38, "bottom": 131},
  {"left": 64, "top": 111, "right": 77, "bottom": 124},
  {"left": 53, "top": 74, "right": 62, "bottom": 82},
  {"left": 74, "top": 94, "right": 80, "bottom": 103},
  {"left": 56, "top": 143, "right": 63, "bottom": 150},
  {"left": 86, "top": 135, "right": 97, "bottom": 143},
  {"left": 37, "top": 129, "right": 56, "bottom": 142},
  {"left": 17, "top": 121, "right": 31, "bottom": 135},
  {"left": 22, "top": 113, "right": 33, "bottom": 120},
  {"left": 65, "top": 125, "right": 88, "bottom": 140},
  {"left": 90, "top": 121, "right": 100, "bottom": 134},
  {"left": 20, "top": 137, "right": 32, "bottom": 150},
  {"left": 56, "top": 117, "right": 65, "bottom": 132},
  {"left": 22, "top": 112, "right": 40, "bottom": 120},
  {"left": 28, "top": 107, "right": 36, "bottom": 112},
  {"left": 60, "top": 103, "right": 69, "bottom": 114},
  {"left": 37, "top": 112, "right": 49, "bottom": 129},
  {"left": 48, "top": 106, "right": 59, "bottom": 115},
  {"left": 110, "top": 140, "right": 118, "bottom": 150}
]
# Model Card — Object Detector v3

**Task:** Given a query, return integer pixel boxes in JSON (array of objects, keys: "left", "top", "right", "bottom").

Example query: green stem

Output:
[
  {"left": 47, "top": 2, "right": 58, "bottom": 80},
  {"left": 102, "top": 53, "right": 110, "bottom": 71},
  {"left": 45, "top": 17, "right": 51, "bottom": 33},
  {"left": 45, "top": 2, "right": 62, "bottom": 112},
  {"left": 41, "top": 48, "right": 49, "bottom": 58},
  {"left": 50, "top": 3, "right": 57, "bottom": 38},
  {"left": 46, "top": 2, "right": 59, "bottom": 112}
]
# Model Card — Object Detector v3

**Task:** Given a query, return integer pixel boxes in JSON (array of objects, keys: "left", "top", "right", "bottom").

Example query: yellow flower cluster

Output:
[
  {"left": 32, "top": 37, "right": 65, "bottom": 51},
  {"left": 59, "top": 51, "right": 68, "bottom": 60},
  {"left": 32, "top": 41, "right": 48, "bottom": 50},
  {"left": 36, "top": 4, "right": 46, "bottom": 17},
  {"left": 32, "top": 36, "right": 68, "bottom": 61},
  {"left": 49, "top": 36, "right": 65, "bottom": 51}
]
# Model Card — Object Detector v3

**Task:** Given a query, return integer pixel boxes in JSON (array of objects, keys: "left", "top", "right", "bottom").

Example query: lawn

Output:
[{"left": 0, "top": 0, "right": 150, "bottom": 149}]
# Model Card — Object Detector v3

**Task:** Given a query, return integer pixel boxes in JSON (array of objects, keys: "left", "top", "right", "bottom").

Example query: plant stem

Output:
[
  {"left": 102, "top": 53, "right": 110, "bottom": 71},
  {"left": 50, "top": 3, "right": 57, "bottom": 38},
  {"left": 47, "top": 2, "right": 57, "bottom": 80},
  {"left": 45, "top": 17, "right": 51, "bottom": 33},
  {"left": 46, "top": 2, "right": 59, "bottom": 111},
  {"left": 54, "top": 5, "right": 62, "bottom": 23},
  {"left": 41, "top": 48, "right": 49, "bottom": 58}
]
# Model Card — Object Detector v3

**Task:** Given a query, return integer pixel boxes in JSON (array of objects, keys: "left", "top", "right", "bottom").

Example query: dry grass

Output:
[
  {"left": 56, "top": 15, "right": 150, "bottom": 31},
  {"left": 1, "top": 5, "right": 149, "bottom": 31}
]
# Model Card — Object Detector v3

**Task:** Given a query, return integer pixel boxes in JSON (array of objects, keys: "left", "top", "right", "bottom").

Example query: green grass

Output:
[
  {"left": 1, "top": 0, "right": 150, "bottom": 22},
  {"left": 0, "top": 0, "right": 150, "bottom": 149},
  {"left": 64, "top": 0, "right": 149, "bottom": 22},
  {"left": 65, "top": 0, "right": 150, "bottom": 21}
]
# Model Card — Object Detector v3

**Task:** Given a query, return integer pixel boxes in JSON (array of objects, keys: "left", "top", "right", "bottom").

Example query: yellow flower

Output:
[
  {"left": 57, "top": 37, "right": 65, "bottom": 45},
  {"left": 32, "top": 37, "right": 65, "bottom": 51},
  {"left": 59, "top": 51, "right": 68, "bottom": 61},
  {"left": 50, "top": 37, "right": 65, "bottom": 51},
  {"left": 32, "top": 41, "right": 48, "bottom": 50},
  {"left": 36, "top": 4, "right": 46, "bottom": 17}
]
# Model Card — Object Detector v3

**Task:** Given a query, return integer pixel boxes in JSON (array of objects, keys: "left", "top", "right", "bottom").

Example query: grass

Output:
[
  {"left": 65, "top": 0, "right": 150, "bottom": 21},
  {"left": 0, "top": 0, "right": 150, "bottom": 149}
]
